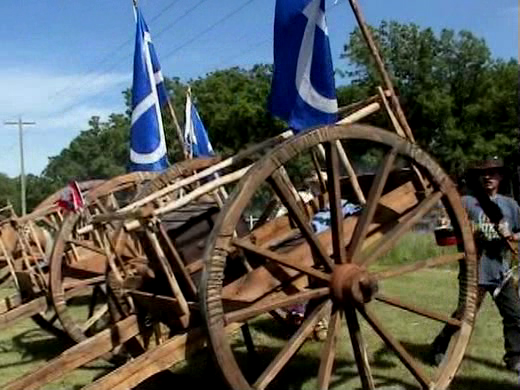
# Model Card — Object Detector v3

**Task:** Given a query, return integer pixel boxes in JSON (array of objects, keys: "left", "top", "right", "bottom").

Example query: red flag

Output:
[{"left": 56, "top": 181, "right": 85, "bottom": 212}]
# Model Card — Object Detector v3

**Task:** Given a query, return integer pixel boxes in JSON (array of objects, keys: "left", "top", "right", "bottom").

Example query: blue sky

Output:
[{"left": 0, "top": 0, "right": 517, "bottom": 177}]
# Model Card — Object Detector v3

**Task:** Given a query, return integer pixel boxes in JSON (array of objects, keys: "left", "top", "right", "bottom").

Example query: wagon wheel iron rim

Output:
[{"left": 201, "top": 124, "right": 477, "bottom": 390}]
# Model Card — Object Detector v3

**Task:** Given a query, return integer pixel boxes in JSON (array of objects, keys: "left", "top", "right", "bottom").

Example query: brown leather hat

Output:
[{"left": 468, "top": 156, "right": 504, "bottom": 171}]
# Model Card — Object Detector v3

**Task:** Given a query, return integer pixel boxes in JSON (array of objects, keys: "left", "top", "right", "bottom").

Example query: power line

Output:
[
  {"left": 208, "top": 0, "right": 343, "bottom": 71},
  {"left": 151, "top": 0, "right": 209, "bottom": 42},
  {"left": 160, "top": 0, "right": 259, "bottom": 63},
  {"left": 49, "top": 0, "right": 211, "bottom": 119},
  {"left": 53, "top": 0, "right": 257, "bottom": 120},
  {"left": 47, "top": 0, "right": 184, "bottom": 102}
]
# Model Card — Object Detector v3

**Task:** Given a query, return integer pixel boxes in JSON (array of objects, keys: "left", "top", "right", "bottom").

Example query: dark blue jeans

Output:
[{"left": 432, "top": 279, "right": 520, "bottom": 368}]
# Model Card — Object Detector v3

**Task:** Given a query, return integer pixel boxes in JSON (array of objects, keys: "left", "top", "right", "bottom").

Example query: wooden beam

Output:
[{"left": 3, "top": 316, "right": 140, "bottom": 390}]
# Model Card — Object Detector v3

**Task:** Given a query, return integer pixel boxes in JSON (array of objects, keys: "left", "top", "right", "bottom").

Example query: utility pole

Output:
[{"left": 4, "top": 118, "right": 35, "bottom": 215}]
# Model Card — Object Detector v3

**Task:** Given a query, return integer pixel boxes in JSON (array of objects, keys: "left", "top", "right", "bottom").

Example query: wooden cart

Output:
[
  {"left": 3, "top": 1, "right": 479, "bottom": 389},
  {"left": 0, "top": 174, "right": 156, "bottom": 338},
  {"left": 0, "top": 180, "right": 103, "bottom": 337}
]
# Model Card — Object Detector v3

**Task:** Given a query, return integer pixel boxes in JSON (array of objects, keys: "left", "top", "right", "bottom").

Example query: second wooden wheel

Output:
[
  {"left": 48, "top": 172, "right": 157, "bottom": 345},
  {"left": 201, "top": 124, "right": 477, "bottom": 390}
]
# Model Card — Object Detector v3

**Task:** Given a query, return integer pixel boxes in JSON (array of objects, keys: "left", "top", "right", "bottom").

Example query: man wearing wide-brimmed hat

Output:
[{"left": 430, "top": 157, "right": 520, "bottom": 374}]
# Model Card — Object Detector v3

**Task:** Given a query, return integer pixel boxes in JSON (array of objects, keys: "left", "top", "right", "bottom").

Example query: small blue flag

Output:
[
  {"left": 269, "top": 0, "right": 338, "bottom": 132},
  {"left": 129, "top": 7, "right": 169, "bottom": 172},
  {"left": 184, "top": 93, "right": 214, "bottom": 157}
]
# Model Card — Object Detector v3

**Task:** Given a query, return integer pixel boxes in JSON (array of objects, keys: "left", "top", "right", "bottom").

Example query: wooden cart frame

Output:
[{"left": 2, "top": 1, "right": 481, "bottom": 389}]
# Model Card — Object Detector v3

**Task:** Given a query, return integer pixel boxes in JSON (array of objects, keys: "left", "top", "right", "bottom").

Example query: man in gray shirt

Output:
[{"left": 431, "top": 158, "right": 520, "bottom": 373}]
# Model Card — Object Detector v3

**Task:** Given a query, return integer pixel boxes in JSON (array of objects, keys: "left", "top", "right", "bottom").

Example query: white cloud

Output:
[{"left": 0, "top": 68, "right": 131, "bottom": 177}]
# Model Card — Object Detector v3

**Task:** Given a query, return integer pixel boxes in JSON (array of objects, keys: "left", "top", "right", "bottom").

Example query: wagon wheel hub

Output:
[{"left": 330, "top": 263, "right": 378, "bottom": 306}]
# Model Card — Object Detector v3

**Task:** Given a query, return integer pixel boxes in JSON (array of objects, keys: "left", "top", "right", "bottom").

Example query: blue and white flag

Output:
[
  {"left": 184, "top": 93, "right": 214, "bottom": 158},
  {"left": 129, "top": 7, "right": 169, "bottom": 172},
  {"left": 269, "top": 0, "right": 338, "bottom": 132}
]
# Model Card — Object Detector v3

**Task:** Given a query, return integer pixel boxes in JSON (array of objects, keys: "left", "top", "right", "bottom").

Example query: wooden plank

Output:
[
  {"left": 128, "top": 290, "right": 186, "bottom": 318},
  {"left": 67, "top": 239, "right": 106, "bottom": 255},
  {"left": 185, "top": 258, "right": 203, "bottom": 274},
  {"left": 3, "top": 316, "right": 140, "bottom": 390},
  {"left": 0, "top": 296, "right": 47, "bottom": 331},
  {"left": 158, "top": 224, "right": 197, "bottom": 299},
  {"left": 83, "top": 323, "right": 241, "bottom": 390},
  {"left": 119, "top": 131, "right": 293, "bottom": 213},
  {"left": 145, "top": 230, "right": 190, "bottom": 327},
  {"left": 159, "top": 202, "right": 219, "bottom": 231}
]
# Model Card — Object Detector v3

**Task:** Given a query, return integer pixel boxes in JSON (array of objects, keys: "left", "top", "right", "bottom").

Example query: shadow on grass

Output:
[
  {"left": 3, "top": 319, "right": 516, "bottom": 389},
  {"left": 0, "top": 328, "right": 72, "bottom": 367},
  {"left": 112, "top": 336, "right": 517, "bottom": 390},
  {"left": 372, "top": 341, "right": 517, "bottom": 390},
  {"left": 119, "top": 318, "right": 422, "bottom": 390},
  {"left": 118, "top": 348, "right": 416, "bottom": 390}
]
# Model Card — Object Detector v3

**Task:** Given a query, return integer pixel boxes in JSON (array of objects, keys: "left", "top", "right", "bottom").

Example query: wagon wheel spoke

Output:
[
  {"left": 324, "top": 142, "right": 346, "bottom": 264},
  {"left": 67, "top": 239, "right": 106, "bottom": 255},
  {"left": 253, "top": 196, "right": 281, "bottom": 230},
  {"left": 63, "top": 275, "right": 106, "bottom": 299},
  {"left": 232, "top": 239, "right": 331, "bottom": 282},
  {"left": 253, "top": 301, "right": 331, "bottom": 390},
  {"left": 153, "top": 322, "right": 167, "bottom": 345},
  {"left": 224, "top": 288, "right": 329, "bottom": 324},
  {"left": 87, "top": 285, "right": 101, "bottom": 318},
  {"left": 358, "top": 305, "right": 432, "bottom": 388},
  {"left": 50, "top": 313, "right": 61, "bottom": 327},
  {"left": 361, "top": 191, "right": 443, "bottom": 266},
  {"left": 268, "top": 168, "right": 334, "bottom": 271},
  {"left": 310, "top": 148, "right": 327, "bottom": 195},
  {"left": 348, "top": 148, "right": 397, "bottom": 263},
  {"left": 80, "top": 303, "right": 109, "bottom": 332},
  {"left": 373, "top": 293, "right": 462, "bottom": 326},
  {"left": 317, "top": 308, "right": 342, "bottom": 390},
  {"left": 374, "top": 252, "right": 464, "bottom": 280},
  {"left": 344, "top": 307, "right": 375, "bottom": 390}
]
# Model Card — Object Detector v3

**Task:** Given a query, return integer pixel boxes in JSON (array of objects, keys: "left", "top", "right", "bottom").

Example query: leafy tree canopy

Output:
[{"left": 339, "top": 20, "right": 518, "bottom": 178}]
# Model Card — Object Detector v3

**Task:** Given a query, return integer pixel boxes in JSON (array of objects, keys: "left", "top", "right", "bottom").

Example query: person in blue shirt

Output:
[{"left": 430, "top": 157, "right": 520, "bottom": 373}]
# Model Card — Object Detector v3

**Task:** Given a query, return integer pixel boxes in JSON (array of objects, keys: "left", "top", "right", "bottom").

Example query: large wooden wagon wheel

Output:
[
  {"left": 48, "top": 158, "right": 218, "bottom": 347},
  {"left": 202, "top": 124, "right": 478, "bottom": 390},
  {"left": 47, "top": 171, "right": 157, "bottom": 345}
]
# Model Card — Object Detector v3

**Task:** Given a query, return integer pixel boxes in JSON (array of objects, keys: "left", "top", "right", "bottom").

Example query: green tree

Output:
[
  {"left": 186, "top": 65, "right": 286, "bottom": 155},
  {"left": 340, "top": 21, "right": 519, "bottom": 178},
  {"left": 0, "top": 173, "right": 17, "bottom": 211},
  {"left": 42, "top": 114, "right": 129, "bottom": 188}
]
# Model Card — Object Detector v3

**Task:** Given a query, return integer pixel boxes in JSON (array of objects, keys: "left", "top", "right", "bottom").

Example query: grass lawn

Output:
[{"left": 0, "top": 233, "right": 517, "bottom": 389}]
